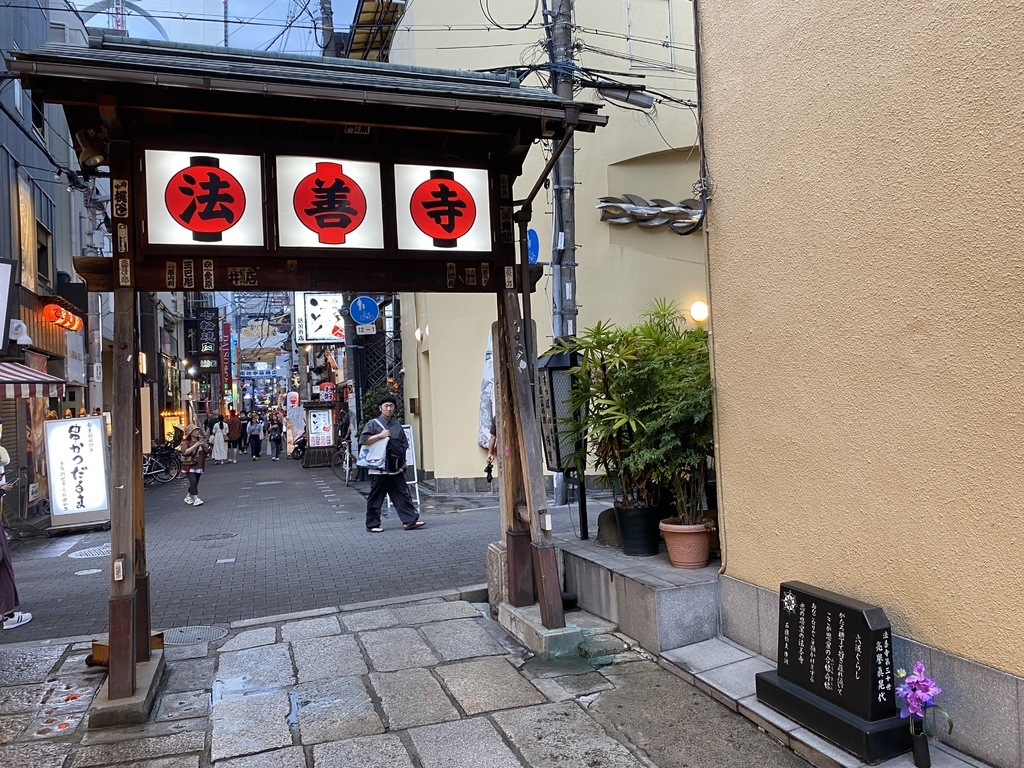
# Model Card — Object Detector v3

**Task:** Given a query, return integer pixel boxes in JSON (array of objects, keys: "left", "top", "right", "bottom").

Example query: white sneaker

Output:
[
  {"left": 3, "top": 611, "right": 32, "bottom": 629},
  {"left": 184, "top": 495, "right": 194, "bottom": 505},
  {"left": 192, "top": 497, "right": 204, "bottom": 506}
]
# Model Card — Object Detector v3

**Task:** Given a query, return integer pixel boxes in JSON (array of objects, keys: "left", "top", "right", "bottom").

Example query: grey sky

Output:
[{"left": 75, "top": 0, "right": 358, "bottom": 56}]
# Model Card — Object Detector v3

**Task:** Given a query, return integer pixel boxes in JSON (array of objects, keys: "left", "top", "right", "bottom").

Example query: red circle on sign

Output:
[
  {"left": 292, "top": 162, "right": 367, "bottom": 245},
  {"left": 164, "top": 163, "right": 245, "bottom": 235},
  {"left": 410, "top": 175, "right": 476, "bottom": 243}
]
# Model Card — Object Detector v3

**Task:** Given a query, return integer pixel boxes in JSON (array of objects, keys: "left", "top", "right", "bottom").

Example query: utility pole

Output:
[
  {"left": 549, "top": 0, "right": 576, "bottom": 341},
  {"left": 548, "top": 0, "right": 576, "bottom": 506},
  {"left": 320, "top": 0, "right": 337, "bottom": 57}
]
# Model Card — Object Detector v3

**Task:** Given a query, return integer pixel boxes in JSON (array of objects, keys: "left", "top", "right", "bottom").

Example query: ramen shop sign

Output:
[{"left": 143, "top": 151, "right": 491, "bottom": 252}]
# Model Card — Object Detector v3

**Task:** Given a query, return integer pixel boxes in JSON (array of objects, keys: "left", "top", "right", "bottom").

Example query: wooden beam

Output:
[
  {"left": 499, "top": 289, "right": 564, "bottom": 629},
  {"left": 72, "top": 257, "right": 540, "bottom": 295}
]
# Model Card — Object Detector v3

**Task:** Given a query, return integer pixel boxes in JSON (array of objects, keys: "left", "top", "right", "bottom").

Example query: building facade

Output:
[
  {"left": 391, "top": 0, "right": 707, "bottom": 489},
  {"left": 696, "top": 2, "right": 1023, "bottom": 766}
]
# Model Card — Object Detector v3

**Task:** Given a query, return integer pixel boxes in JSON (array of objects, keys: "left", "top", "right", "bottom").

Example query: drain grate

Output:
[
  {"left": 162, "top": 626, "right": 229, "bottom": 645},
  {"left": 191, "top": 533, "right": 237, "bottom": 541},
  {"left": 68, "top": 545, "right": 111, "bottom": 559}
]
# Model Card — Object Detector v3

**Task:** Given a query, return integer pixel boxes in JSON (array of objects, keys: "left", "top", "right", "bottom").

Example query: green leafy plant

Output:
[
  {"left": 361, "top": 379, "right": 404, "bottom": 425},
  {"left": 554, "top": 299, "right": 714, "bottom": 524}
]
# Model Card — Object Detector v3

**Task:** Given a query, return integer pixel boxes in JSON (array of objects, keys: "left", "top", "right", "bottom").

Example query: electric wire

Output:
[{"left": 478, "top": 0, "right": 538, "bottom": 31}]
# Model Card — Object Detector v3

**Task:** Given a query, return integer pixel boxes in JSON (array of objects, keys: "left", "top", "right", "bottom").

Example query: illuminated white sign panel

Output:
[
  {"left": 394, "top": 165, "right": 491, "bottom": 252},
  {"left": 294, "top": 292, "right": 347, "bottom": 344},
  {"left": 44, "top": 416, "right": 109, "bottom": 517},
  {"left": 277, "top": 157, "right": 383, "bottom": 249},
  {"left": 144, "top": 150, "right": 264, "bottom": 246},
  {"left": 307, "top": 408, "right": 335, "bottom": 448}
]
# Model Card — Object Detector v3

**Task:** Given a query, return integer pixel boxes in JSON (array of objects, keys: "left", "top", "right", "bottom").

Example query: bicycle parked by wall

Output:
[{"left": 142, "top": 452, "right": 176, "bottom": 486}]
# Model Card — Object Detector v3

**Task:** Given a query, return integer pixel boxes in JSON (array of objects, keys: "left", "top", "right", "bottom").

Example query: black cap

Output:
[{"left": 378, "top": 395, "right": 398, "bottom": 407}]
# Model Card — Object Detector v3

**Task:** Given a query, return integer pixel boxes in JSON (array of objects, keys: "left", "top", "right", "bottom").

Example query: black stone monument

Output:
[{"left": 755, "top": 582, "right": 912, "bottom": 764}]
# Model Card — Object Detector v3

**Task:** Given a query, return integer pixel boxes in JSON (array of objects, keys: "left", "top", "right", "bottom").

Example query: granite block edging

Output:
[{"left": 717, "top": 574, "right": 1017, "bottom": 768}]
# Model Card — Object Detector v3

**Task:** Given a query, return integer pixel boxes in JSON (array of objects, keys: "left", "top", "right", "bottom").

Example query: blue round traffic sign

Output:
[
  {"left": 349, "top": 296, "right": 380, "bottom": 325},
  {"left": 527, "top": 229, "right": 540, "bottom": 264}
]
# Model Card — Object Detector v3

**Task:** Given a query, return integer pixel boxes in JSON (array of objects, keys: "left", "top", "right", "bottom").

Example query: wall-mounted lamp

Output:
[
  {"left": 8, "top": 320, "right": 32, "bottom": 347},
  {"left": 414, "top": 328, "right": 423, "bottom": 343},
  {"left": 688, "top": 301, "right": 710, "bottom": 323},
  {"left": 74, "top": 127, "right": 109, "bottom": 169}
]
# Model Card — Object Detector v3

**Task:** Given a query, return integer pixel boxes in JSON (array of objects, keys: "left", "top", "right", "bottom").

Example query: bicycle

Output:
[
  {"left": 142, "top": 453, "right": 175, "bottom": 486},
  {"left": 151, "top": 442, "right": 182, "bottom": 481},
  {"left": 330, "top": 443, "right": 353, "bottom": 486}
]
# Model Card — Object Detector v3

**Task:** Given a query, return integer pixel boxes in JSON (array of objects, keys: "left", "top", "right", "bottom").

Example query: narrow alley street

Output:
[{"left": 0, "top": 458, "right": 561, "bottom": 645}]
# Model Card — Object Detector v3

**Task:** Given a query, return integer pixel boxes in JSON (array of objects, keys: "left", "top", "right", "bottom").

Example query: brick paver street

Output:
[{"left": 0, "top": 457, "right": 597, "bottom": 644}]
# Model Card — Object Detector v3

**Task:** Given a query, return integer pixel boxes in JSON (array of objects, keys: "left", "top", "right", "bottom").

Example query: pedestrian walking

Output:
[
  {"left": 239, "top": 411, "right": 250, "bottom": 455},
  {"left": 247, "top": 414, "right": 264, "bottom": 460},
  {"left": 267, "top": 413, "right": 283, "bottom": 460},
  {"left": 0, "top": 420, "right": 31, "bottom": 630},
  {"left": 180, "top": 423, "right": 207, "bottom": 506},
  {"left": 210, "top": 415, "right": 229, "bottom": 464},
  {"left": 358, "top": 395, "right": 423, "bottom": 533},
  {"left": 225, "top": 410, "right": 242, "bottom": 463}
]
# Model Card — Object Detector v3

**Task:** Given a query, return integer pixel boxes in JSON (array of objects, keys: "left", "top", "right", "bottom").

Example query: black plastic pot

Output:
[{"left": 615, "top": 506, "right": 662, "bottom": 556}]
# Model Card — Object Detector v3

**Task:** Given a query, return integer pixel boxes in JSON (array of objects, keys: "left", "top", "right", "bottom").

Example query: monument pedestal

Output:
[{"left": 756, "top": 670, "right": 911, "bottom": 764}]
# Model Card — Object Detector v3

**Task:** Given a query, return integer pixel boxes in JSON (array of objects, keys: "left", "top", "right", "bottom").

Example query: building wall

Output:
[
  {"left": 697, "top": 0, "right": 1024, "bottom": 722},
  {"left": 392, "top": 0, "right": 707, "bottom": 484}
]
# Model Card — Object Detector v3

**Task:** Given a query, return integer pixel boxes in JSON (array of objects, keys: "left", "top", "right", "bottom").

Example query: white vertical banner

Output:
[{"left": 43, "top": 416, "right": 110, "bottom": 526}]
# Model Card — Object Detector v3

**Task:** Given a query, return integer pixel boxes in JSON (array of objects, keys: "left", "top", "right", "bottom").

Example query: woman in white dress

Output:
[{"left": 211, "top": 415, "right": 229, "bottom": 464}]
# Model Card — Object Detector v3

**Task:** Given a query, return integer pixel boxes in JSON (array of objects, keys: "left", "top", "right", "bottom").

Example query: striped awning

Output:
[{"left": 0, "top": 362, "right": 65, "bottom": 398}]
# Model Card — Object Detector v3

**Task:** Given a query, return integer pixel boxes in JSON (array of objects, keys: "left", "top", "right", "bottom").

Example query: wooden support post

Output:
[
  {"left": 133, "top": 329, "right": 150, "bottom": 661},
  {"left": 499, "top": 290, "right": 564, "bottom": 629},
  {"left": 505, "top": 531, "right": 535, "bottom": 607},
  {"left": 108, "top": 285, "right": 137, "bottom": 698},
  {"left": 493, "top": 310, "right": 535, "bottom": 606}
]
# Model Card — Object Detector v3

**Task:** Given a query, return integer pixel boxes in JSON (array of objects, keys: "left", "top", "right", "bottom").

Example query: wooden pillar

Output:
[
  {"left": 108, "top": 286, "right": 137, "bottom": 698},
  {"left": 493, "top": 311, "right": 534, "bottom": 607},
  {"left": 107, "top": 140, "right": 138, "bottom": 697},
  {"left": 133, "top": 393, "right": 150, "bottom": 660},
  {"left": 499, "top": 290, "right": 564, "bottom": 629}
]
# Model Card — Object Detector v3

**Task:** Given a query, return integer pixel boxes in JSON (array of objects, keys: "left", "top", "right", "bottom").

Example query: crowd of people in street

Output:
[{"left": 176, "top": 404, "right": 336, "bottom": 508}]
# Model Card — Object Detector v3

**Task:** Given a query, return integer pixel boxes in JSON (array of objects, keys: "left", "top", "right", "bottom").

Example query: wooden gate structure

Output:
[{"left": 9, "top": 34, "right": 605, "bottom": 699}]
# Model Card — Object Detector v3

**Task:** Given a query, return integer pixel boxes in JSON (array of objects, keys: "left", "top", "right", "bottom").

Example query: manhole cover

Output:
[
  {"left": 162, "top": 626, "right": 229, "bottom": 645},
  {"left": 191, "top": 533, "right": 237, "bottom": 541},
  {"left": 68, "top": 545, "right": 111, "bottom": 559}
]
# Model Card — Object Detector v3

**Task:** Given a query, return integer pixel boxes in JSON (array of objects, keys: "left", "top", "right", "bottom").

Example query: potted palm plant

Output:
[{"left": 557, "top": 300, "right": 714, "bottom": 559}]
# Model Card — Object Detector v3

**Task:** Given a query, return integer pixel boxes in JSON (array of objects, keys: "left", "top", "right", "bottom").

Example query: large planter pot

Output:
[
  {"left": 614, "top": 506, "right": 662, "bottom": 556},
  {"left": 659, "top": 519, "right": 711, "bottom": 568}
]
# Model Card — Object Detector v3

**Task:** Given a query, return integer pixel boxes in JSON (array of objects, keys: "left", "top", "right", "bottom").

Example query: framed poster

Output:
[
  {"left": 306, "top": 408, "right": 335, "bottom": 448},
  {"left": 43, "top": 416, "right": 110, "bottom": 530}
]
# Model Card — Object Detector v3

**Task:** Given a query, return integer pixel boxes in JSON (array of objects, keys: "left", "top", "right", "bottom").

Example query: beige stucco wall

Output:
[
  {"left": 698, "top": 1, "right": 1024, "bottom": 675},
  {"left": 392, "top": 0, "right": 708, "bottom": 482}
]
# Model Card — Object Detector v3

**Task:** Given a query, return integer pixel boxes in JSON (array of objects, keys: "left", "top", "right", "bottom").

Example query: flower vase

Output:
[{"left": 911, "top": 728, "right": 931, "bottom": 768}]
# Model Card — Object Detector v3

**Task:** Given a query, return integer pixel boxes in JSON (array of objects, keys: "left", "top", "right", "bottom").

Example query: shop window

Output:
[
  {"left": 30, "top": 90, "right": 45, "bottom": 137},
  {"left": 36, "top": 224, "right": 51, "bottom": 285}
]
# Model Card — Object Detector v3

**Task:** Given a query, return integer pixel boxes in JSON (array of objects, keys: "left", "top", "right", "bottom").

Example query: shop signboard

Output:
[
  {"left": 294, "top": 292, "right": 347, "bottom": 344},
  {"left": 144, "top": 150, "right": 264, "bottom": 246},
  {"left": 306, "top": 407, "right": 334, "bottom": 448},
  {"left": 277, "top": 157, "right": 383, "bottom": 248},
  {"left": 43, "top": 416, "right": 110, "bottom": 530}
]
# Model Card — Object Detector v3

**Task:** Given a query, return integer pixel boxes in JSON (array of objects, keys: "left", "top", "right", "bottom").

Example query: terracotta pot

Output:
[{"left": 659, "top": 519, "right": 711, "bottom": 568}]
